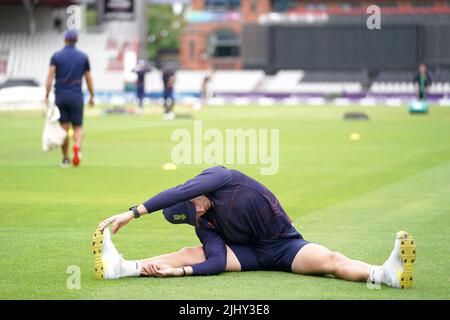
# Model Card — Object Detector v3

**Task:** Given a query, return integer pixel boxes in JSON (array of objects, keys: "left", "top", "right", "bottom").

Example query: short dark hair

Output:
[{"left": 65, "top": 38, "right": 77, "bottom": 45}]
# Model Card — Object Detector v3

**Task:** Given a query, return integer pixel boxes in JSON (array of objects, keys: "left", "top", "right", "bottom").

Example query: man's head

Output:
[
  {"left": 163, "top": 196, "right": 212, "bottom": 226},
  {"left": 419, "top": 63, "right": 427, "bottom": 74},
  {"left": 64, "top": 29, "right": 78, "bottom": 45}
]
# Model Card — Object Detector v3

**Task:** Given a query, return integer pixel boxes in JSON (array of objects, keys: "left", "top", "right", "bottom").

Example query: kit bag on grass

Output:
[{"left": 42, "top": 103, "right": 67, "bottom": 151}]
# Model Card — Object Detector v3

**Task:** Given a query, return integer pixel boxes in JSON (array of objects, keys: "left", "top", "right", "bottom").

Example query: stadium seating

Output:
[
  {"left": 1, "top": 32, "right": 449, "bottom": 100},
  {"left": 0, "top": 32, "right": 124, "bottom": 91},
  {"left": 370, "top": 68, "right": 450, "bottom": 94},
  {"left": 257, "top": 70, "right": 363, "bottom": 94},
  {"left": 174, "top": 70, "right": 209, "bottom": 94},
  {"left": 297, "top": 70, "right": 366, "bottom": 94},
  {"left": 301, "top": 70, "right": 369, "bottom": 83},
  {"left": 144, "top": 68, "right": 450, "bottom": 97},
  {"left": 144, "top": 70, "right": 264, "bottom": 95},
  {"left": 209, "top": 70, "right": 265, "bottom": 94},
  {"left": 257, "top": 70, "right": 304, "bottom": 93},
  {"left": 295, "top": 82, "right": 362, "bottom": 94}
]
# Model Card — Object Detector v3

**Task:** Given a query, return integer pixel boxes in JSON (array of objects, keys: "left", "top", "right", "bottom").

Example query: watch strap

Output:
[{"left": 129, "top": 206, "right": 140, "bottom": 219}]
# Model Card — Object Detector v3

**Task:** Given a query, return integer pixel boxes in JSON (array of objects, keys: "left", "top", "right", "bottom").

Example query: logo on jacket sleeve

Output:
[{"left": 173, "top": 214, "right": 187, "bottom": 222}]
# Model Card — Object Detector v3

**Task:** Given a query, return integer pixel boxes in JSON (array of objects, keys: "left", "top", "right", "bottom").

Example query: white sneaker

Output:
[
  {"left": 92, "top": 227, "right": 123, "bottom": 280},
  {"left": 60, "top": 158, "right": 70, "bottom": 169},
  {"left": 162, "top": 112, "right": 175, "bottom": 121},
  {"left": 382, "top": 231, "right": 416, "bottom": 289}
]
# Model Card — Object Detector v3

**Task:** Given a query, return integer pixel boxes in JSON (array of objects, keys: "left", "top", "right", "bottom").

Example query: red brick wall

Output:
[
  {"left": 179, "top": 0, "right": 273, "bottom": 70},
  {"left": 241, "top": 0, "right": 271, "bottom": 23},
  {"left": 180, "top": 22, "right": 243, "bottom": 70},
  {"left": 191, "top": 0, "right": 205, "bottom": 10}
]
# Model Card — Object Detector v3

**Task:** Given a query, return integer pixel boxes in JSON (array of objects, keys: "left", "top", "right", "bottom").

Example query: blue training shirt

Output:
[
  {"left": 143, "top": 166, "right": 297, "bottom": 275},
  {"left": 50, "top": 44, "right": 90, "bottom": 97}
]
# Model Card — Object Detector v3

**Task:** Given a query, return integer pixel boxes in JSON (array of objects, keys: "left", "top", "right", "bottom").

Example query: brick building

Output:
[
  {"left": 179, "top": 0, "right": 271, "bottom": 70},
  {"left": 179, "top": 0, "right": 450, "bottom": 71}
]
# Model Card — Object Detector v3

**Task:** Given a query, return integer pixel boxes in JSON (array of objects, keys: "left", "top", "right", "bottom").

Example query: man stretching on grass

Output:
[{"left": 94, "top": 166, "right": 416, "bottom": 289}]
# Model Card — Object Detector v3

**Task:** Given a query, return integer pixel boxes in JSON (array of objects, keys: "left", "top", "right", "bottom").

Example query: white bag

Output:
[{"left": 42, "top": 104, "right": 67, "bottom": 151}]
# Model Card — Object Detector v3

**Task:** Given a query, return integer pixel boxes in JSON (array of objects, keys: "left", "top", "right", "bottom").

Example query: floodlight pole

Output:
[{"left": 22, "top": 0, "right": 38, "bottom": 35}]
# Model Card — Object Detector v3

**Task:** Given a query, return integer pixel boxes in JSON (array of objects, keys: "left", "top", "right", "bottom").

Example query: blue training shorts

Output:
[
  {"left": 228, "top": 229, "right": 310, "bottom": 272},
  {"left": 55, "top": 94, "right": 84, "bottom": 126}
]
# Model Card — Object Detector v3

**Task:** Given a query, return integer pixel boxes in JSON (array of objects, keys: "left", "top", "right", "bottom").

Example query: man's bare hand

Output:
[
  {"left": 191, "top": 195, "right": 212, "bottom": 214},
  {"left": 88, "top": 96, "right": 95, "bottom": 108},
  {"left": 98, "top": 211, "right": 133, "bottom": 234},
  {"left": 141, "top": 263, "right": 162, "bottom": 277},
  {"left": 44, "top": 96, "right": 49, "bottom": 107},
  {"left": 154, "top": 264, "right": 182, "bottom": 278}
]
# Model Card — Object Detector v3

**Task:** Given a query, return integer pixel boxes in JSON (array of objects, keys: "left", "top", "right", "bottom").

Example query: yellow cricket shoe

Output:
[
  {"left": 92, "top": 227, "right": 122, "bottom": 280},
  {"left": 92, "top": 228, "right": 105, "bottom": 279},
  {"left": 396, "top": 231, "right": 416, "bottom": 289},
  {"left": 383, "top": 231, "right": 416, "bottom": 289}
]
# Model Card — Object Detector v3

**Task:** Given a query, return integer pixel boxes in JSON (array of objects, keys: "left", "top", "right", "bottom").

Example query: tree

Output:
[{"left": 147, "top": 4, "right": 185, "bottom": 61}]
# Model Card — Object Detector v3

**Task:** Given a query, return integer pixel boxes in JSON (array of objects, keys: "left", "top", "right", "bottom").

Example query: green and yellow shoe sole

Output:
[
  {"left": 396, "top": 231, "right": 416, "bottom": 289},
  {"left": 92, "top": 228, "right": 105, "bottom": 280}
]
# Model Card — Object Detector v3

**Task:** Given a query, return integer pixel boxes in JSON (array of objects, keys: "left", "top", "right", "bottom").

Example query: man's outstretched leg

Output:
[
  {"left": 139, "top": 247, "right": 206, "bottom": 276},
  {"left": 92, "top": 227, "right": 241, "bottom": 280},
  {"left": 291, "top": 243, "right": 372, "bottom": 281},
  {"left": 92, "top": 227, "right": 205, "bottom": 280},
  {"left": 291, "top": 231, "right": 416, "bottom": 289}
]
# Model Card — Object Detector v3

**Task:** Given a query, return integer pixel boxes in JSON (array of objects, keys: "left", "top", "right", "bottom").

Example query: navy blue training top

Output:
[
  {"left": 134, "top": 66, "right": 150, "bottom": 90},
  {"left": 50, "top": 44, "right": 90, "bottom": 97},
  {"left": 162, "top": 70, "right": 174, "bottom": 90},
  {"left": 143, "top": 166, "right": 298, "bottom": 275}
]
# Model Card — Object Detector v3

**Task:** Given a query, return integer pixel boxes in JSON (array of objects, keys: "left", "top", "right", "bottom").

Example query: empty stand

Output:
[
  {"left": 370, "top": 68, "right": 450, "bottom": 94},
  {"left": 0, "top": 32, "right": 125, "bottom": 91}
]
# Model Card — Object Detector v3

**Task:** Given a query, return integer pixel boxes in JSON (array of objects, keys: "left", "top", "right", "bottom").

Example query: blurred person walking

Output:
[
  {"left": 45, "top": 30, "right": 95, "bottom": 168},
  {"left": 201, "top": 71, "right": 212, "bottom": 106},
  {"left": 133, "top": 59, "right": 151, "bottom": 112},
  {"left": 162, "top": 68, "right": 175, "bottom": 120}
]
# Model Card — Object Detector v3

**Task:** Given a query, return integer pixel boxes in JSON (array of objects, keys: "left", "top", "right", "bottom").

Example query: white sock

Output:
[
  {"left": 120, "top": 260, "right": 142, "bottom": 278},
  {"left": 368, "top": 266, "right": 385, "bottom": 285}
]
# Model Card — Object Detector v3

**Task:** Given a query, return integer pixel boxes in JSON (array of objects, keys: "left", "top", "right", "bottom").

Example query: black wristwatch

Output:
[{"left": 129, "top": 205, "right": 140, "bottom": 219}]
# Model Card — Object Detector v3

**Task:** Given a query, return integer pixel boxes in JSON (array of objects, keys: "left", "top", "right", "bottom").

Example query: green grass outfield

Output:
[{"left": 0, "top": 105, "right": 449, "bottom": 299}]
